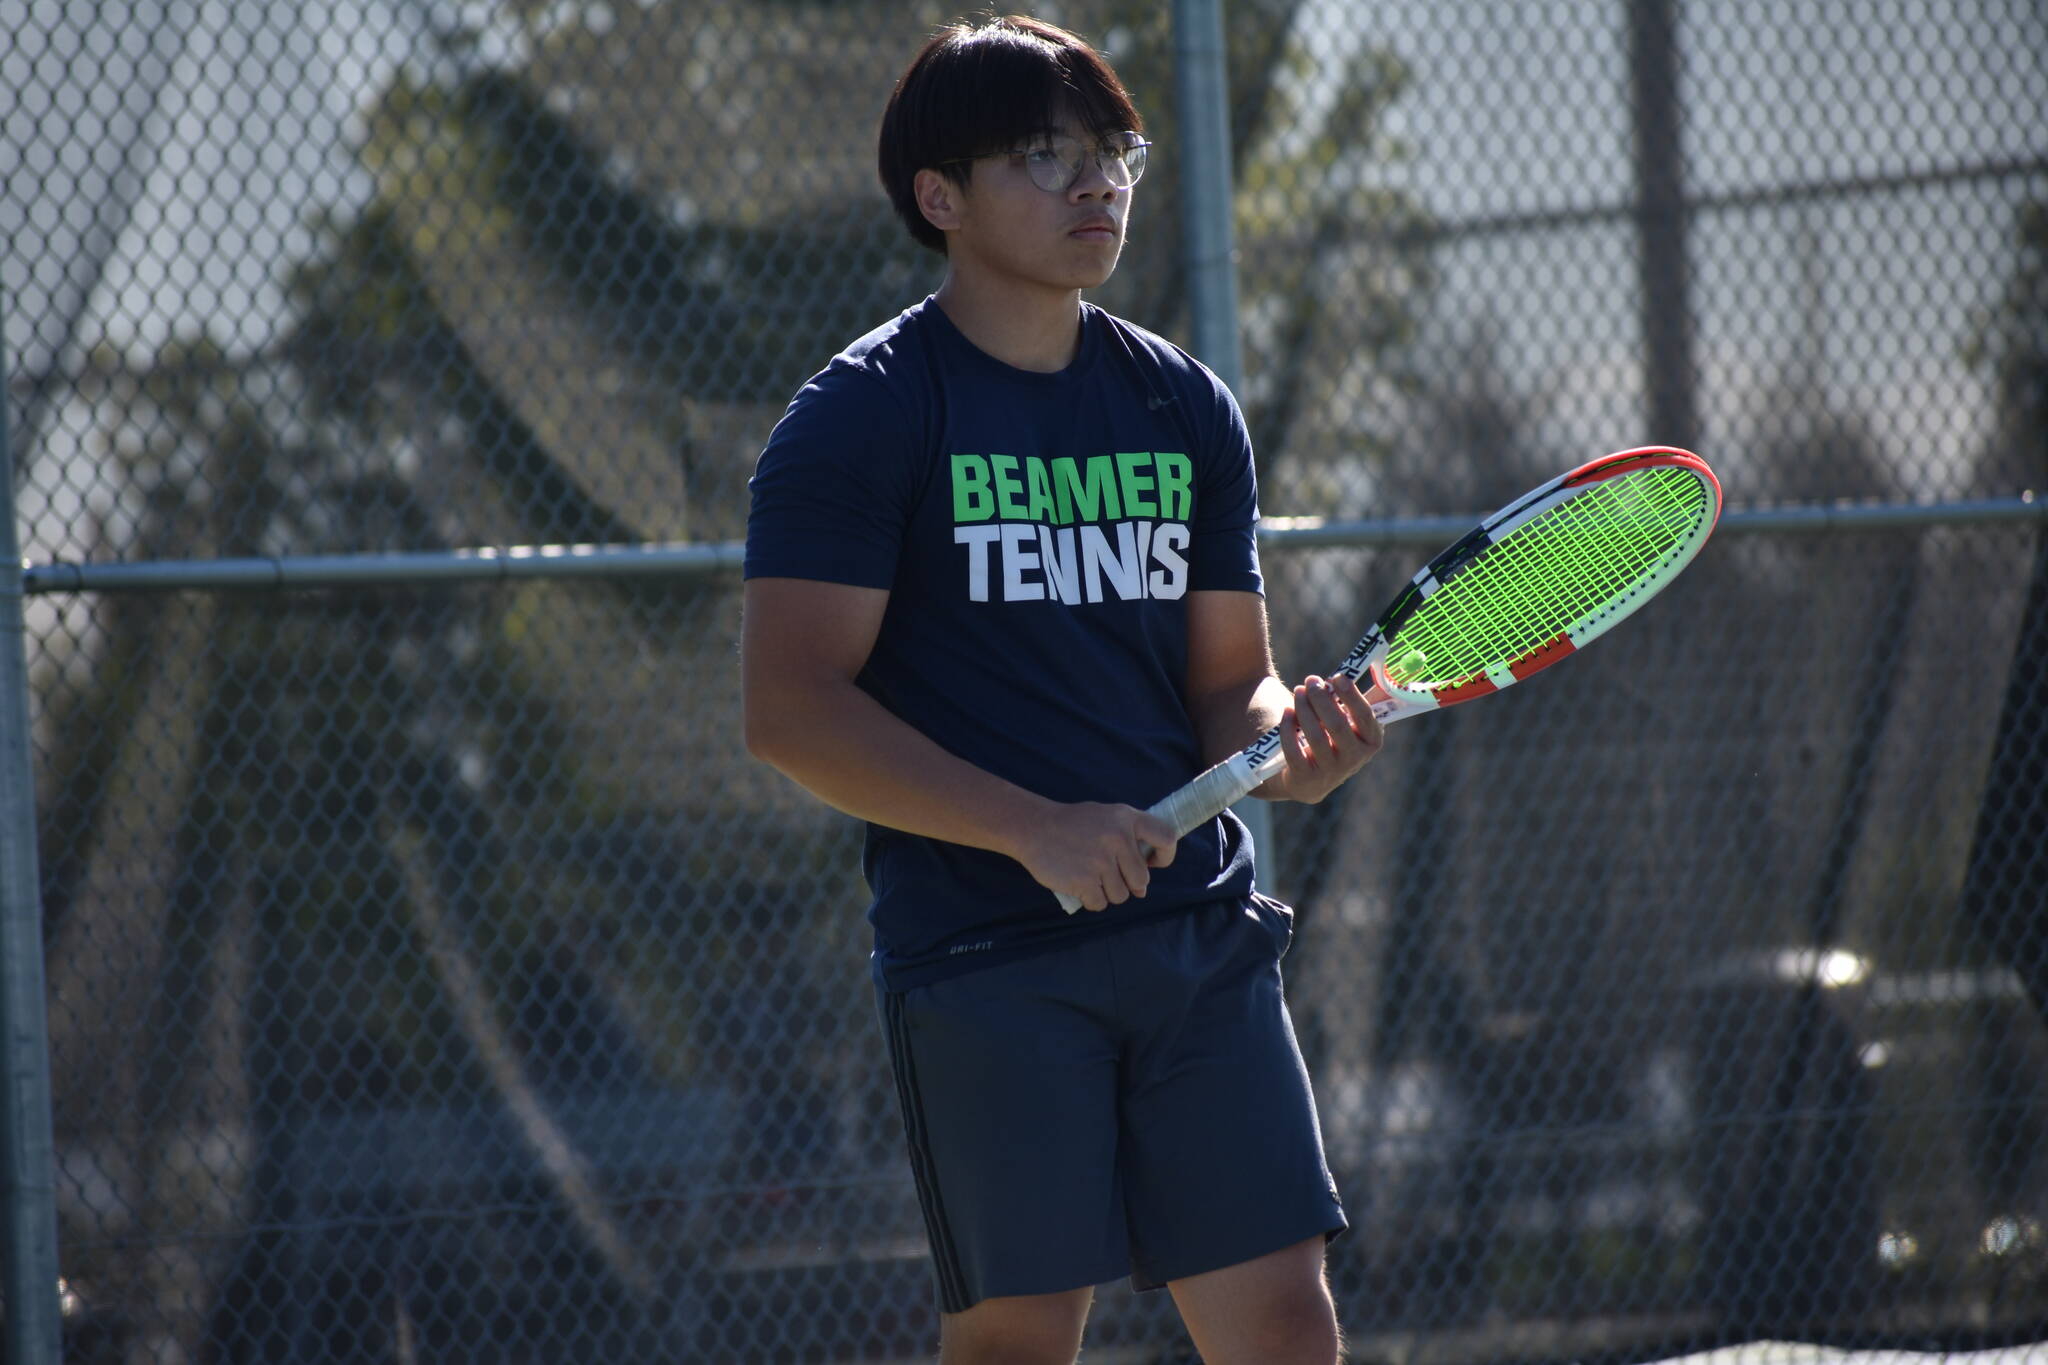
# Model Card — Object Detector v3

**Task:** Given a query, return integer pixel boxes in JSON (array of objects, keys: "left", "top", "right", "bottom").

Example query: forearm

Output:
[
  {"left": 1189, "top": 672, "right": 1288, "bottom": 763},
  {"left": 745, "top": 675, "right": 1052, "bottom": 858},
  {"left": 741, "top": 577, "right": 1175, "bottom": 910},
  {"left": 1195, "top": 667, "right": 1388, "bottom": 806}
]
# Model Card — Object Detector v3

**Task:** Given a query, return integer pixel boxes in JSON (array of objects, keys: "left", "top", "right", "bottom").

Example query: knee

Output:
[
  {"left": 940, "top": 1345, "right": 1078, "bottom": 1365},
  {"left": 938, "top": 1327, "right": 1083, "bottom": 1365},
  {"left": 937, "top": 1291, "right": 1091, "bottom": 1365},
  {"left": 1233, "top": 1284, "right": 1341, "bottom": 1365}
]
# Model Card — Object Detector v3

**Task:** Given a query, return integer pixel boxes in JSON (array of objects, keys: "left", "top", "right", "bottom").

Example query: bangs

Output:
[
  {"left": 905, "top": 18, "right": 1146, "bottom": 167},
  {"left": 937, "top": 27, "right": 1141, "bottom": 159}
]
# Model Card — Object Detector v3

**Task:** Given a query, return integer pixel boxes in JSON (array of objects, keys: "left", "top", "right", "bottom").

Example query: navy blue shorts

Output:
[{"left": 876, "top": 896, "right": 1346, "bottom": 1314}]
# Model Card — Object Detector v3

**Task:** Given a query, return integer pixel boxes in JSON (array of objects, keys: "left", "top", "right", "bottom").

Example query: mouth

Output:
[{"left": 1069, "top": 216, "right": 1120, "bottom": 242}]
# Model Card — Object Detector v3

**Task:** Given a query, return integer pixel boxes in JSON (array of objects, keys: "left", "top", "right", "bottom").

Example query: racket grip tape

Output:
[
  {"left": 1055, "top": 746, "right": 1279, "bottom": 914},
  {"left": 1152, "top": 748, "right": 1273, "bottom": 837}
]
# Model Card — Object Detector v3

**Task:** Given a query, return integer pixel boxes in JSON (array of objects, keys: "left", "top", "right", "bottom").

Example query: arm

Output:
[
  {"left": 741, "top": 576, "right": 1177, "bottom": 911},
  {"left": 1183, "top": 589, "right": 1385, "bottom": 804}
]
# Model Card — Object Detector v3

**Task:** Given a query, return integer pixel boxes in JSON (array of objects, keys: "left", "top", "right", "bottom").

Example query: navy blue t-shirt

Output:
[{"left": 745, "top": 297, "right": 1261, "bottom": 989}]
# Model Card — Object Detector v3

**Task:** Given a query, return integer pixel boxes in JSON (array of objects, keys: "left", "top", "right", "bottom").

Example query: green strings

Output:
[{"left": 1383, "top": 467, "right": 1710, "bottom": 689}]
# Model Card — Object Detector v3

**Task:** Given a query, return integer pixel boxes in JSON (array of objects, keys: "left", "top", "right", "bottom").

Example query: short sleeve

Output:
[
  {"left": 744, "top": 364, "right": 917, "bottom": 588},
  {"left": 1185, "top": 375, "right": 1263, "bottom": 595}
]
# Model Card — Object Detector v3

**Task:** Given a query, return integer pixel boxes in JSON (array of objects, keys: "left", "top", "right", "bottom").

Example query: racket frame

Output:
[
  {"left": 1350, "top": 444, "right": 1722, "bottom": 716},
  {"left": 1058, "top": 445, "right": 1721, "bottom": 912}
]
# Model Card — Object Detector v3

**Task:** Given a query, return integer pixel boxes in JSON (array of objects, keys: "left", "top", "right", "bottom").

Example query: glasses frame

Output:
[{"left": 944, "top": 131, "right": 1153, "bottom": 194}]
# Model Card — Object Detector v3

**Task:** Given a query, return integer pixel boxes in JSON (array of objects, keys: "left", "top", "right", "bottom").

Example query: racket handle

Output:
[
  {"left": 1056, "top": 746, "right": 1282, "bottom": 914},
  {"left": 1153, "top": 746, "right": 1281, "bottom": 837},
  {"left": 1056, "top": 693, "right": 1407, "bottom": 912}
]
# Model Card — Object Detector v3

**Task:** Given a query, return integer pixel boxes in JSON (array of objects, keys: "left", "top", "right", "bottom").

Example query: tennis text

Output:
[{"left": 950, "top": 452, "right": 1191, "bottom": 603}]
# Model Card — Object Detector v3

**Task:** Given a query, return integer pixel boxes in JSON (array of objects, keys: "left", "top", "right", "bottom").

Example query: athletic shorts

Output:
[{"left": 876, "top": 895, "right": 1346, "bottom": 1314}]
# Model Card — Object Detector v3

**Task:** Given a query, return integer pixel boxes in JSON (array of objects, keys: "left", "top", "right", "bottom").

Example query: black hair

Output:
[{"left": 877, "top": 14, "right": 1144, "bottom": 253}]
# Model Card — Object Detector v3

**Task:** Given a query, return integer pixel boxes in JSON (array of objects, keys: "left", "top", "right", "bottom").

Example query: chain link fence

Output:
[{"left": 4, "top": 1, "right": 2046, "bottom": 1361}]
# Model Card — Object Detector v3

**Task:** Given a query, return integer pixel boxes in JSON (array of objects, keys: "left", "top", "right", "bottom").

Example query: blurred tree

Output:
[{"left": 33, "top": 2, "right": 1440, "bottom": 1355}]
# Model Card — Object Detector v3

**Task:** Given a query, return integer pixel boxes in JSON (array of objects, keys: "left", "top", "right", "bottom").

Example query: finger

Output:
[
  {"left": 1111, "top": 841, "right": 1148, "bottom": 900},
  {"left": 1308, "top": 674, "right": 1360, "bottom": 729},
  {"left": 1277, "top": 711, "right": 1334, "bottom": 803},
  {"left": 1136, "top": 814, "right": 1178, "bottom": 867},
  {"left": 1080, "top": 880, "right": 1109, "bottom": 913},
  {"left": 1328, "top": 674, "right": 1384, "bottom": 740},
  {"left": 1330, "top": 683, "right": 1386, "bottom": 761},
  {"left": 1303, "top": 676, "right": 1376, "bottom": 760},
  {"left": 1277, "top": 707, "right": 1314, "bottom": 770},
  {"left": 1312, "top": 682, "right": 1384, "bottom": 781},
  {"left": 1293, "top": 681, "right": 1341, "bottom": 763}
]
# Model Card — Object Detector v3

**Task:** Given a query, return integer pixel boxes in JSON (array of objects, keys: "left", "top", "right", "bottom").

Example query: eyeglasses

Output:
[{"left": 951, "top": 131, "right": 1152, "bottom": 193}]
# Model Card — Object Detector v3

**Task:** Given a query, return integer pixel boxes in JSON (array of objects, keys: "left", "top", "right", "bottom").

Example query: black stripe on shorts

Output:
[{"left": 882, "top": 990, "right": 972, "bottom": 1313}]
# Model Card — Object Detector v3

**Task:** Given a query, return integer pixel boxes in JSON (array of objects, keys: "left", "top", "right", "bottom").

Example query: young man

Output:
[{"left": 742, "top": 15, "right": 1384, "bottom": 1365}]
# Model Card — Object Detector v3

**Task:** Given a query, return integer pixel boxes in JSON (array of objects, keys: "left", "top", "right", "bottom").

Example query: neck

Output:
[{"left": 933, "top": 269, "right": 1085, "bottom": 373}]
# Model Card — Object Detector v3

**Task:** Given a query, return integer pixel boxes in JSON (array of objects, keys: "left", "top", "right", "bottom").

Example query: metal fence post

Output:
[
  {"left": 0, "top": 286, "right": 63, "bottom": 1365},
  {"left": 1171, "top": 0, "right": 1275, "bottom": 871},
  {"left": 1627, "top": 0, "right": 1699, "bottom": 451}
]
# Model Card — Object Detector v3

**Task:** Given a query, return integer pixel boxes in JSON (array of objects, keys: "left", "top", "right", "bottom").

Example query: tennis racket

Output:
[{"left": 1059, "top": 445, "right": 1722, "bottom": 912}]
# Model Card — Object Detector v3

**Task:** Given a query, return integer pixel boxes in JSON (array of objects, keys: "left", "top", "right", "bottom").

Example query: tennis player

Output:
[{"left": 741, "top": 15, "right": 1383, "bottom": 1364}]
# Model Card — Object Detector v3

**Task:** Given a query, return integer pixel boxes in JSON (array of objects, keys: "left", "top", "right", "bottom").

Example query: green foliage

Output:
[{"left": 49, "top": 0, "right": 1445, "bottom": 1175}]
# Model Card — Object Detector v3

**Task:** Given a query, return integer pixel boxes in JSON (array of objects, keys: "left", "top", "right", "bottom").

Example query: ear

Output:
[{"left": 914, "top": 167, "right": 965, "bottom": 235}]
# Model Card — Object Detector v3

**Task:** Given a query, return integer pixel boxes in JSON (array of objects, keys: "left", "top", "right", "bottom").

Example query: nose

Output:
[{"left": 1067, "top": 152, "right": 1120, "bottom": 201}]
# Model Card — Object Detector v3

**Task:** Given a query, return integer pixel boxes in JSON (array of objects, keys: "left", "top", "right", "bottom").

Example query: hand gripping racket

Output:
[{"left": 1058, "top": 445, "right": 1722, "bottom": 912}]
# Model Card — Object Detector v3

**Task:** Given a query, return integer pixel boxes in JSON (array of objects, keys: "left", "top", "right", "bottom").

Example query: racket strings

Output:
[{"left": 1386, "top": 469, "right": 1710, "bottom": 688}]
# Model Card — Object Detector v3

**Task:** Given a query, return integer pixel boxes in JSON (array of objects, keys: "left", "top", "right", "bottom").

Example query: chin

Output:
[
  {"left": 995, "top": 243, "right": 1123, "bottom": 294},
  {"left": 1067, "top": 250, "right": 1125, "bottom": 291},
  {"left": 1016, "top": 267, "right": 1117, "bottom": 295}
]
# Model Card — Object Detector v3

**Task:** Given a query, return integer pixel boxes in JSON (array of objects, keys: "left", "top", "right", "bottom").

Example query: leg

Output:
[
  {"left": 876, "top": 952, "right": 1127, "bottom": 1331},
  {"left": 1114, "top": 903, "right": 1346, "bottom": 1289},
  {"left": 1109, "top": 903, "right": 1346, "bottom": 1361},
  {"left": 1168, "top": 1236, "right": 1340, "bottom": 1365},
  {"left": 937, "top": 1287, "right": 1094, "bottom": 1365}
]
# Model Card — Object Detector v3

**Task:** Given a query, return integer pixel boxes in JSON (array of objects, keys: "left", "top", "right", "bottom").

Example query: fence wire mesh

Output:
[{"left": 4, "top": 1, "right": 2046, "bottom": 1362}]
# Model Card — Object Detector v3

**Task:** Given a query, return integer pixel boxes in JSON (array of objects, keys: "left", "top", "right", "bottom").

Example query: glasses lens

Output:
[
  {"left": 1017, "top": 134, "right": 1150, "bottom": 192},
  {"left": 1021, "top": 142, "right": 1079, "bottom": 192},
  {"left": 1111, "top": 135, "right": 1148, "bottom": 186}
]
